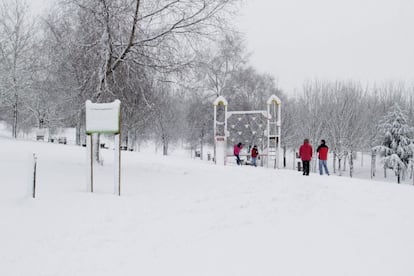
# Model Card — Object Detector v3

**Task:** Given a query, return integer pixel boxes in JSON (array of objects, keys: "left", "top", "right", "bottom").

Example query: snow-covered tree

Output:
[
  {"left": 184, "top": 92, "right": 213, "bottom": 160},
  {"left": 152, "top": 83, "right": 184, "bottom": 156},
  {"left": 0, "top": 0, "right": 37, "bottom": 137},
  {"left": 324, "top": 82, "right": 368, "bottom": 177},
  {"left": 374, "top": 104, "right": 414, "bottom": 183}
]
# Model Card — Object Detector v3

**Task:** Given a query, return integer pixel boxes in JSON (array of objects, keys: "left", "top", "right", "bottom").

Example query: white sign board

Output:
[{"left": 85, "top": 100, "right": 120, "bottom": 134}]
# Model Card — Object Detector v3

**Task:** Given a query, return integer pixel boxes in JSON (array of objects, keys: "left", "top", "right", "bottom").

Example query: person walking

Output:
[
  {"left": 299, "top": 139, "right": 313, "bottom": 175},
  {"left": 317, "top": 139, "right": 330, "bottom": 175},
  {"left": 234, "top": 142, "right": 243, "bottom": 165},
  {"left": 250, "top": 145, "right": 259, "bottom": 167}
]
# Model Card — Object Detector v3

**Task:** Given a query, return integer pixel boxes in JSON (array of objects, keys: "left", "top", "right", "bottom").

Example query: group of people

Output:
[
  {"left": 299, "top": 139, "right": 329, "bottom": 176},
  {"left": 233, "top": 138, "right": 330, "bottom": 175},
  {"left": 233, "top": 142, "right": 259, "bottom": 166}
]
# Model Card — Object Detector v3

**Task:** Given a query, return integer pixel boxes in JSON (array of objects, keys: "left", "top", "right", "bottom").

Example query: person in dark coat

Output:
[
  {"left": 250, "top": 145, "right": 259, "bottom": 167},
  {"left": 299, "top": 139, "right": 313, "bottom": 175},
  {"left": 317, "top": 139, "right": 330, "bottom": 175},
  {"left": 233, "top": 142, "right": 243, "bottom": 165}
]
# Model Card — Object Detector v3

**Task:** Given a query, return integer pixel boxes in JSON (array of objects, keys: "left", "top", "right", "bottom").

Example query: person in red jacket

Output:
[
  {"left": 316, "top": 139, "right": 330, "bottom": 175},
  {"left": 234, "top": 142, "right": 243, "bottom": 165},
  {"left": 299, "top": 138, "right": 313, "bottom": 175},
  {"left": 250, "top": 145, "right": 259, "bottom": 167}
]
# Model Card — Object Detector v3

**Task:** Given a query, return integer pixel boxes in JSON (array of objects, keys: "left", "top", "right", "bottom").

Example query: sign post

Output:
[{"left": 85, "top": 100, "right": 121, "bottom": 195}]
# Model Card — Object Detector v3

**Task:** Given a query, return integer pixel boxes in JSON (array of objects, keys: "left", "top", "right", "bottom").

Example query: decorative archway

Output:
[{"left": 213, "top": 95, "right": 281, "bottom": 168}]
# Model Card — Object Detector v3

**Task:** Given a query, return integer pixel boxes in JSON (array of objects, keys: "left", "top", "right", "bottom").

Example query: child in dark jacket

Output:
[
  {"left": 251, "top": 145, "right": 259, "bottom": 167},
  {"left": 316, "top": 139, "right": 329, "bottom": 175}
]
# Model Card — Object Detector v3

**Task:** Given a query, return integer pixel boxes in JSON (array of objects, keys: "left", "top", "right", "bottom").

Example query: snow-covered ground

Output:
[{"left": 1, "top": 136, "right": 414, "bottom": 276}]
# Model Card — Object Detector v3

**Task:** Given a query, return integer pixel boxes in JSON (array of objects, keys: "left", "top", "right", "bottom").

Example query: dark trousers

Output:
[
  {"left": 235, "top": 155, "right": 241, "bottom": 165},
  {"left": 302, "top": 160, "right": 310, "bottom": 175}
]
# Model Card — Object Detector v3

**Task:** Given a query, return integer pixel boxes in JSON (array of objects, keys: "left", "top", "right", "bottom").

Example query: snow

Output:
[{"left": 1, "top": 137, "right": 414, "bottom": 275}]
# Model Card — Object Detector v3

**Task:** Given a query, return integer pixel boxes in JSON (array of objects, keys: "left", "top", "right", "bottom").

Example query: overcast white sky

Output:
[{"left": 237, "top": 0, "right": 414, "bottom": 93}]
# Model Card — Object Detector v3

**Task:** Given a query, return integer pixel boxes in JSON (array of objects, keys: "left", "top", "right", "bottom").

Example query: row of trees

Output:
[
  {"left": 0, "top": 0, "right": 283, "bottom": 158},
  {"left": 1, "top": 1, "right": 413, "bottom": 182},
  {"left": 0, "top": 0, "right": 246, "bottom": 152},
  {"left": 282, "top": 82, "right": 414, "bottom": 182}
]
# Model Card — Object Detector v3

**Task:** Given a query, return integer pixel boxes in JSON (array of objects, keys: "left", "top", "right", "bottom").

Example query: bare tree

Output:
[
  {"left": 197, "top": 33, "right": 248, "bottom": 98},
  {"left": 0, "top": 0, "right": 36, "bottom": 138},
  {"left": 152, "top": 82, "right": 183, "bottom": 155},
  {"left": 294, "top": 81, "right": 327, "bottom": 172},
  {"left": 324, "top": 82, "right": 368, "bottom": 176},
  {"left": 61, "top": 0, "right": 238, "bottom": 99},
  {"left": 41, "top": 0, "right": 237, "bottom": 160}
]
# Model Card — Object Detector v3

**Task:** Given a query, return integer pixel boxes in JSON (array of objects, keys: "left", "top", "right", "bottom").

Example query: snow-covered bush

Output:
[{"left": 373, "top": 104, "right": 414, "bottom": 183}]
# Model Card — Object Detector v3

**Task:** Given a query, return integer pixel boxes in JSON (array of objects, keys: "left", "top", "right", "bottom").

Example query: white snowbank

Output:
[{"left": 1, "top": 137, "right": 414, "bottom": 276}]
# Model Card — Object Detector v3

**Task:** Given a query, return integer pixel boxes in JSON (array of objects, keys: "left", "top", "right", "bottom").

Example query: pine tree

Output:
[{"left": 374, "top": 104, "right": 414, "bottom": 183}]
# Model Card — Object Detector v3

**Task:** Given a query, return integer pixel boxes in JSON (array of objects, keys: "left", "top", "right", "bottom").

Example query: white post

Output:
[
  {"left": 277, "top": 103, "right": 282, "bottom": 169},
  {"left": 114, "top": 134, "right": 121, "bottom": 195},
  {"left": 213, "top": 106, "right": 217, "bottom": 142},
  {"left": 215, "top": 137, "right": 226, "bottom": 166},
  {"left": 266, "top": 103, "right": 270, "bottom": 168},
  {"left": 32, "top": 153, "right": 37, "bottom": 198},
  {"left": 273, "top": 103, "right": 277, "bottom": 169},
  {"left": 224, "top": 104, "right": 228, "bottom": 166},
  {"left": 213, "top": 96, "right": 228, "bottom": 166},
  {"left": 266, "top": 95, "right": 282, "bottom": 169},
  {"left": 213, "top": 104, "right": 217, "bottom": 164},
  {"left": 361, "top": 151, "right": 363, "bottom": 167},
  {"left": 86, "top": 134, "right": 93, "bottom": 192}
]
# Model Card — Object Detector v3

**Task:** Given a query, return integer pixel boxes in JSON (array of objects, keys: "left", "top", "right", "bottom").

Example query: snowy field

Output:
[{"left": 1, "top": 136, "right": 414, "bottom": 276}]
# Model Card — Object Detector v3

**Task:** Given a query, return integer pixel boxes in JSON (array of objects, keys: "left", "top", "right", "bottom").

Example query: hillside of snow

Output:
[{"left": 1, "top": 137, "right": 414, "bottom": 276}]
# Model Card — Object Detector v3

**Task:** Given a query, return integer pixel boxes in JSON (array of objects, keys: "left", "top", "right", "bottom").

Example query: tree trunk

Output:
[
  {"left": 410, "top": 163, "right": 413, "bottom": 180},
  {"left": 361, "top": 151, "right": 363, "bottom": 167},
  {"left": 134, "top": 130, "right": 139, "bottom": 152},
  {"left": 349, "top": 151, "right": 353, "bottom": 178},
  {"left": 200, "top": 139, "right": 204, "bottom": 160},
  {"left": 76, "top": 122, "right": 81, "bottom": 145},
  {"left": 125, "top": 130, "right": 129, "bottom": 150},
  {"left": 131, "top": 130, "right": 137, "bottom": 151},
  {"left": 343, "top": 154, "right": 347, "bottom": 171},
  {"left": 283, "top": 146, "right": 287, "bottom": 168},
  {"left": 293, "top": 150, "right": 296, "bottom": 170},
  {"left": 312, "top": 151, "right": 317, "bottom": 172},
  {"left": 200, "top": 128, "right": 204, "bottom": 160},
  {"left": 333, "top": 152, "right": 336, "bottom": 174},
  {"left": 397, "top": 165, "right": 400, "bottom": 184},
  {"left": 338, "top": 158, "right": 342, "bottom": 176},
  {"left": 76, "top": 108, "right": 84, "bottom": 146},
  {"left": 162, "top": 135, "right": 168, "bottom": 156},
  {"left": 371, "top": 151, "right": 376, "bottom": 178},
  {"left": 12, "top": 93, "right": 18, "bottom": 138}
]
